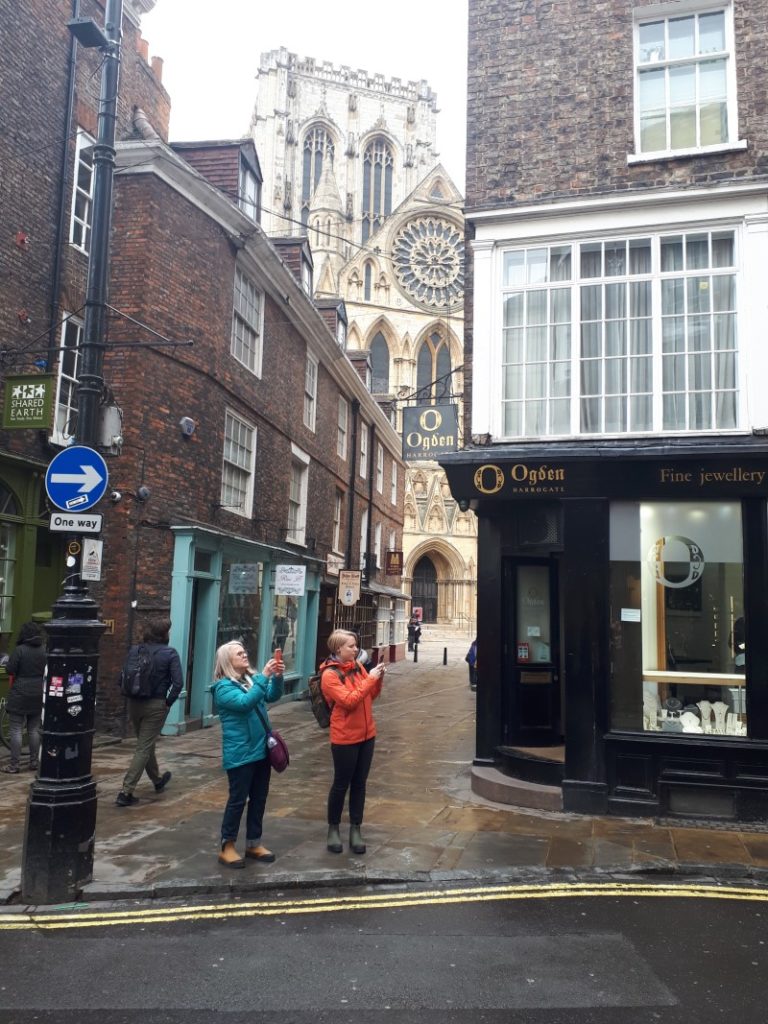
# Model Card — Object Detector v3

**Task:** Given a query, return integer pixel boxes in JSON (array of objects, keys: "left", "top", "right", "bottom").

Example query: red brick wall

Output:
[{"left": 466, "top": 0, "right": 768, "bottom": 213}]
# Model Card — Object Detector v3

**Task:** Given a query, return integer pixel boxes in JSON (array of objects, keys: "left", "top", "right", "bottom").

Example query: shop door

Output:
[
  {"left": 503, "top": 558, "right": 561, "bottom": 745},
  {"left": 412, "top": 556, "right": 438, "bottom": 622}
]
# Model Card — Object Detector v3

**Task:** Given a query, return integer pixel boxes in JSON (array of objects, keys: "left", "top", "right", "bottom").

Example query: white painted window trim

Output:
[
  {"left": 303, "top": 353, "right": 318, "bottom": 432},
  {"left": 493, "top": 225, "right": 743, "bottom": 441},
  {"left": 630, "top": 2, "right": 742, "bottom": 160},
  {"left": 69, "top": 130, "right": 95, "bottom": 254},
  {"left": 337, "top": 397, "right": 349, "bottom": 458},
  {"left": 376, "top": 443, "right": 384, "bottom": 492},
  {"left": 286, "top": 443, "right": 311, "bottom": 545},
  {"left": 359, "top": 422, "right": 369, "bottom": 479},
  {"left": 51, "top": 314, "right": 83, "bottom": 447},
  {"left": 231, "top": 266, "right": 264, "bottom": 377},
  {"left": 221, "top": 409, "right": 257, "bottom": 518},
  {"left": 332, "top": 489, "right": 344, "bottom": 553},
  {"left": 390, "top": 460, "right": 397, "bottom": 505}
]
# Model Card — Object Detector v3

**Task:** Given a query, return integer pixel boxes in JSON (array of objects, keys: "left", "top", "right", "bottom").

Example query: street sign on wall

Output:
[
  {"left": 2, "top": 375, "right": 54, "bottom": 429},
  {"left": 45, "top": 446, "right": 109, "bottom": 512}
]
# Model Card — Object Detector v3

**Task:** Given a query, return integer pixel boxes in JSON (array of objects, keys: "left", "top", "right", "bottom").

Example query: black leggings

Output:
[{"left": 327, "top": 737, "right": 375, "bottom": 826}]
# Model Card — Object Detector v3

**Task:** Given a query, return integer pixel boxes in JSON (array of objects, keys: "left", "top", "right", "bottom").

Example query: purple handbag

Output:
[
  {"left": 255, "top": 705, "right": 289, "bottom": 773},
  {"left": 266, "top": 729, "right": 289, "bottom": 773}
]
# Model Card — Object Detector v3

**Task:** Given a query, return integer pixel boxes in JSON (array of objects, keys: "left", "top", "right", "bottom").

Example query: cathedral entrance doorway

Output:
[{"left": 412, "top": 556, "right": 438, "bottom": 622}]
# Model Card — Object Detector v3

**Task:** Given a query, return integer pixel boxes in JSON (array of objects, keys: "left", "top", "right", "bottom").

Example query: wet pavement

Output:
[{"left": 1, "top": 628, "right": 767, "bottom": 907}]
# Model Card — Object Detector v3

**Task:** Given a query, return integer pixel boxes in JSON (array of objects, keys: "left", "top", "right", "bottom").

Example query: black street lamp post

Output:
[{"left": 20, "top": 0, "right": 123, "bottom": 904}]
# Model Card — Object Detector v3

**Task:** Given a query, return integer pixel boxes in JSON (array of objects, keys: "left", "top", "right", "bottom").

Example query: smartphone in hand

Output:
[{"left": 274, "top": 647, "right": 284, "bottom": 671}]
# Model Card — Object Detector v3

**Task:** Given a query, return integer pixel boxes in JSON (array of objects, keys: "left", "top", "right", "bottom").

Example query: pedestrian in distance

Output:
[
  {"left": 320, "top": 629, "right": 385, "bottom": 856},
  {"left": 406, "top": 615, "right": 421, "bottom": 652},
  {"left": 2, "top": 621, "right": 46, "bottom": 774},
  {"left": 115, "top": 617, "right": 183, "bottom": 806},
  {"left": 211, "top": 641, "right": 284, "bottom": 869},
  {"left": 465, "top": 638, "right": 478, "bottom": 691}
]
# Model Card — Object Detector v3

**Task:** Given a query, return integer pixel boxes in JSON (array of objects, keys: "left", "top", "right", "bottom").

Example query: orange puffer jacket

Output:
[{"left": 320, "top": 658, "right": 382, "bottom": 745}]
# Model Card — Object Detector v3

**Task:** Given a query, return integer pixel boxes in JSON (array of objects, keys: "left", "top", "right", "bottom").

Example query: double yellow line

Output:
[{"left": 1, "top": 880, "right": 767, "bottom": 931}]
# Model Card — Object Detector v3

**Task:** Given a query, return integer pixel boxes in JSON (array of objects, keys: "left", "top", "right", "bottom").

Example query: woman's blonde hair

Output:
[
  {"left": 327, "top": 629, "right": 357, "bottom": 656},
  {"left": 213, "top": 640, "right": 252, "bottom": 681}
]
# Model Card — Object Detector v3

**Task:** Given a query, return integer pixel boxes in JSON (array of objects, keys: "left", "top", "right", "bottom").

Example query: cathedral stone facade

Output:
[{"left": 252, "top": 50, "right": 476, "bottom": 627}]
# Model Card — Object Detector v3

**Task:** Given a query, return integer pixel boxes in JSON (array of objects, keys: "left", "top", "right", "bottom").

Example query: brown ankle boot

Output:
[
  {"left": 218, "top": 840, "right": 245, "bottom": 869},
  {"left": 245, "top": 845, "right": 275, "bottom": 863}
]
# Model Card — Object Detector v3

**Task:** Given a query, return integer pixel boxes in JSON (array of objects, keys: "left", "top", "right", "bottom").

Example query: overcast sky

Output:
[{"left": 142, "top": 0, "right": 468, "bottom": 191}]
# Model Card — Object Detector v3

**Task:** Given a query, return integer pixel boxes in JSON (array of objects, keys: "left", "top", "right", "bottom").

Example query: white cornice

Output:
[
  {"left": 115, "top": 140, "right": 401, "bottom": 457},
  {"left": 467, "top": 180, "right": 768, "bottom": 227}
]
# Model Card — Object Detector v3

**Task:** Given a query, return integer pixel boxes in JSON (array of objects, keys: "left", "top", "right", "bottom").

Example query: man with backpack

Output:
[{"left": 115, "top": 618, "right": 183, "bottom": 807}]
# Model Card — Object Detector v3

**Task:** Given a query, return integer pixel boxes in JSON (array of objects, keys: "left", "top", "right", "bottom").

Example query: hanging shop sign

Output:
[
  {"left": 402, "top": 404, "right": 458, "bottom": 461},
  {"left": 385, "top": 550, "right": 404, "bottom": 575},
  {"left": 275, "top": 564, "right": 306, "bottom": 596},
  {"left": 2, "top": 375, "right": 54, "bottom": 429},
  {"left": 326, "top": 553, "right": 345, "bottom": 576},
  {"left": 338, "top": 570, "right": 361, "bottom": 606}
]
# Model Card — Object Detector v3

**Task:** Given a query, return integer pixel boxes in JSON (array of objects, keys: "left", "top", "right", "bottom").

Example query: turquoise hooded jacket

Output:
[{"left": 212, "top": 672, "right": 284, "bottom": 770}]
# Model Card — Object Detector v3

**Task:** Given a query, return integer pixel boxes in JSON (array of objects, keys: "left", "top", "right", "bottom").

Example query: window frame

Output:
[
  {"left": 333, "top": 489, "right": 344, "bottom": 552},
  {"left": 221, "top": 409, "right": 257, "bottom": 518},
  {"left": 497, "top": 227, "right": 741, "bottom": 440},
  {"left": 231, "top": 266, "right": 264, "bottom": 377},
  {"left": 376, "top": 443, "right": 384, "bottom": 493},
  {"left": 359, "top": 422, "right": 369, "bottom": 479},
  {"left": 337, "top": 397, "right": 349, "bottom": 459},
  {"left": 51, "top": 314, "right": 83, "bottom": 447},
  {"left": 390, "top": 461, "right": 398, "bottom": 505},
  {"left": 286, "top": 444, "right": 311, "bottom": 546},
  {"left": 631, "top": 2, "right": 741, "bottom": 161},
  {"left": 303, "top": 353, "right": 318, "bottom": 432},
  {"left": 239, "top": 159, "right": 261, "bottom": 222},
  {"left": 69, "top": 129, "right": 95, "bottom": 254}
]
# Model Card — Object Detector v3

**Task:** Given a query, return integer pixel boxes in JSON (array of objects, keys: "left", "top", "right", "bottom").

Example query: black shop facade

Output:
[{"left": 441, "top": 439, "right": 768, "bottom": 821}]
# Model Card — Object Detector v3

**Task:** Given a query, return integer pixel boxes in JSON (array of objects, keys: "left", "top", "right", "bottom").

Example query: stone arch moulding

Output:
[
  {"left": 414, "top": 320, "right": 463, "bottom": 370},
  {"left": 299, "top": 116, "right": 341, "bottom": 147},
  {"left": 364, "top": 315, "right": 397, "bottom": 352},
  {"left": 404, "top": 537, "right": 467, "bottom": 582}
]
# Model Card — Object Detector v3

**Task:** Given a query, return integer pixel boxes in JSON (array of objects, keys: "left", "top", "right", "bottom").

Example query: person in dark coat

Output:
[
  {"left": 3, "top": 621, "right": 46, "bottom": 773},
  {"left": 115, "top": 618, "right": 183, "bottom": 806},
  {"left": 465, "top": 638, "right": 478, "bottom": 691}
]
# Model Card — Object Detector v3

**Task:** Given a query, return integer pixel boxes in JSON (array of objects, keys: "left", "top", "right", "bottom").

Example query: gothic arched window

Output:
[
  {"left": 361, "top": 137, "right": 393, "bottom": 243},
  {"left": 302, "top": 126, "right": 335, "bottom": 228},
  {"left": 416, "top": 330, "right": 452, "bottom": 399},
  {"left": 364, "top": 262, "right": 373, "bottom": 301},
  {"left": 370, "top": 332, "right": 390, "bottom": 394}
]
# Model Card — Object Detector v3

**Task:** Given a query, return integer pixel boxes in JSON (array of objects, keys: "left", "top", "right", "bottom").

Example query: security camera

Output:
[
  {"left": 179, "top": 416, "right": 196, "bottom": 437},
  {"left": 136, "top": 485, "right": 151, "bottom": 502},
  {"left": 110, "top": 490, "right": 122, "bottom": 505}
]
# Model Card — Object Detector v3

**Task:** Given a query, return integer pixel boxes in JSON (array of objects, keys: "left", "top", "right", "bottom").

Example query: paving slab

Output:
[{"left": 0, "top": 631, "right": 766, "bottom": 905}]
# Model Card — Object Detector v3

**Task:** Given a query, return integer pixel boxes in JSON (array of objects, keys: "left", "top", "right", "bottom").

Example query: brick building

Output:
[
  {"left": 442, "top": 1, "right": 768, "bottom": 819},
  {"left": 0, "top": 1, "right": 405, "bottom": 734}
]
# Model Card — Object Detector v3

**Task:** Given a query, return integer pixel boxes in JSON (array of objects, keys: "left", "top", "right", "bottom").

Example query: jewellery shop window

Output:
[
  {"left": 218, "top": 561, "right": 263, "bottom": 667},
  {"left": 609, "top": 502, "right": 746, "bottom": 738}
]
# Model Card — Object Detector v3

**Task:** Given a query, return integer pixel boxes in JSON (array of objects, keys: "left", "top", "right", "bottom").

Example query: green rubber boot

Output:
[
  {"left": 327, "top": 824, "right": 343, "bottom": 854},
  {"left": 349, "top": 824, "right": 366, "bottom": 855}
]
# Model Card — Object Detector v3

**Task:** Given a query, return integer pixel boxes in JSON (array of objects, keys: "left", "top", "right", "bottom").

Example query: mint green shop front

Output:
[{"left": 162, "top": 526, "right": 321, "bottom": 735}]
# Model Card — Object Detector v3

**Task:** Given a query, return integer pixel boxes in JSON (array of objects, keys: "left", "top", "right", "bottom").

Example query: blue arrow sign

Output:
[{"left": 45, "top": 446, "right": 109, "bottom": 512}]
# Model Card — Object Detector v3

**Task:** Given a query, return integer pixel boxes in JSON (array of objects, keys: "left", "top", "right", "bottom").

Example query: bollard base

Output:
[{"left": 21, "top": 779, "right": 97, "bottom": 905}]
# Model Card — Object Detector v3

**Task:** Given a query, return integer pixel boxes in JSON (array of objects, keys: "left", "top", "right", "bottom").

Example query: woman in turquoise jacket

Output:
[{"left": 212, "top": 641, "right": 284, "bottom": 869}]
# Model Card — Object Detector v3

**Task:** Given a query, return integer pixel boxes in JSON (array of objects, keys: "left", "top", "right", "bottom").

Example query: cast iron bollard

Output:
[
  {"left": 413, "top": 642, "right": 418, "bottom": 663},
  {"left": 443, "top": 647, "right": 447, "bottom": 665},
  {"left": 21, "top": 587, "right": 105, "bottom": 903}
]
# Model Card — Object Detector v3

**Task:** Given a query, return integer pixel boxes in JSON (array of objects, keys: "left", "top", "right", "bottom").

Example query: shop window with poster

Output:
[
  {"left": 218, "top": 562, "right": 263, "bottom": 666},
  {"left": 609, "top": 502, "right": 746, "bottom": 737},
  {"left": 271, "top": 595, "right": 299, "bottom": 674}
]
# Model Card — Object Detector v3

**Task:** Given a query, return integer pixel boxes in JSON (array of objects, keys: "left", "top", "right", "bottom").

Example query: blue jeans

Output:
[{"left": 221, "top": 758, "right": 271, "bottom": 846}]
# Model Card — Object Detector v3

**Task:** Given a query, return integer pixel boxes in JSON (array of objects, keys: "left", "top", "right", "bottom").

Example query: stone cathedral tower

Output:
[{"left": 251, "top": 49, "right": 476, "bottom": 628}]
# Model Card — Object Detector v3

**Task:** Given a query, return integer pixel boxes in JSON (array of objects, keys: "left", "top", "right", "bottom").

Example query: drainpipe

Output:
[
  {"left": 345, "top": 399, "right": 360, "bottom": 568},
  {"left": 366, "top": 424, "right": 375, "bottom": 574},
  {"left": 47, "top": 0, "right": 80, "bottom": 370}
]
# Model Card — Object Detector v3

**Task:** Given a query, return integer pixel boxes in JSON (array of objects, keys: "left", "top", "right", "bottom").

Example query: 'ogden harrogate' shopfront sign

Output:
[{"left": 460, "top": 457, "right": 768, "bottom": 500}]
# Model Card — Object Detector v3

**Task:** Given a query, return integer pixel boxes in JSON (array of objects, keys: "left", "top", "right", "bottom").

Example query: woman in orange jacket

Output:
[{"left": 320, "top": 629, "right": 386, "bottom": 855}]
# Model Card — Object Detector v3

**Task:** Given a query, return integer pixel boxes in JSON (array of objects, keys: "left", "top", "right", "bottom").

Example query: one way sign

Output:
[{"left": 45, "top": 446, "right": 109, "bottom": 512}]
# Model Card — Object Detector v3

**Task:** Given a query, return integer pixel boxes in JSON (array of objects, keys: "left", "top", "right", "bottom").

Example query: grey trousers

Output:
[
  {"left": 122, "top": 698, "right": 168, "bottom": 795},
  {"left": 8, "top": 712, "right": 41, "bottom": 768}
]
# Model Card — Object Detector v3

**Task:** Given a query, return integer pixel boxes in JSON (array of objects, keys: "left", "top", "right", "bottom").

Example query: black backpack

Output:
[{"left": 119, "top": 644, "right": 156, "bottom": 698}]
